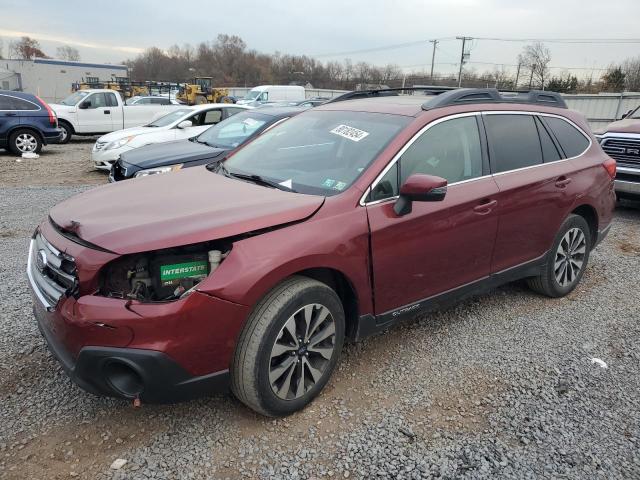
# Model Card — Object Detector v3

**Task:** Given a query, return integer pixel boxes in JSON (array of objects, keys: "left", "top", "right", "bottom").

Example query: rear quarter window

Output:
[
  {"left": 544, "top": 117, "right": 590, "bottom": 158},
  {"left": 0, "top": 95, "right": 40, "bottom": 111}
]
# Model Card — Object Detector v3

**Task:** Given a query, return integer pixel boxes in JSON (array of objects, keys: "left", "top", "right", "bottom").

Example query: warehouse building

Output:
[{"left": 0, "top": 58, "right": 128, "bottom": 102}]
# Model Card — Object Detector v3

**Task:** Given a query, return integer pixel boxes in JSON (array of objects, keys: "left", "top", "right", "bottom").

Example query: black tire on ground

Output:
[
  {"left": 58, "top": 121, "right": 72, "bottom": 144},
  {"left": 527, "top": 214, "right": 592, "bottom": 298},
  {"left": 231, "top": 276, "right": 345, "bottom": 417},
  {"left": 8, "top": 129, "right": 43, "bottom": 155}
]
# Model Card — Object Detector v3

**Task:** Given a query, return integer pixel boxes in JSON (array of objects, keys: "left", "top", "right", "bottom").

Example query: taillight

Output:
[
  {"left": 602, "top": 156, "right": 616, "bottom": 179},
  {"left": 37, "top": 95, "right": 57, "bottom": 127}
]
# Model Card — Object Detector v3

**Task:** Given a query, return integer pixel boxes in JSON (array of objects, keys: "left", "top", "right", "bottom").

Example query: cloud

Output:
[{"left": 0, "top": 28, "right": 144, "bottom": 54}]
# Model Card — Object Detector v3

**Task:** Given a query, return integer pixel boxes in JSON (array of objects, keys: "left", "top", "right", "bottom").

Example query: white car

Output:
[
  {"left": 125, "top": 96, "right": 182, "bottom": 105},
  {"left": 91, "top": 104, "right": 249, "bottom": 170}
]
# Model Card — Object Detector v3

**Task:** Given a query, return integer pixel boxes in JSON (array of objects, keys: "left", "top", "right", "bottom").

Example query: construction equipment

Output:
[{"left": 176, "top": 77, "right": 230, "bottom": 105}]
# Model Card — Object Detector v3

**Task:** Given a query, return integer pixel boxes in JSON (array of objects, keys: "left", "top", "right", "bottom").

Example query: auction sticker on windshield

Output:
[{"left": 330, "top": 125, "right": 369, "bottom": 142}]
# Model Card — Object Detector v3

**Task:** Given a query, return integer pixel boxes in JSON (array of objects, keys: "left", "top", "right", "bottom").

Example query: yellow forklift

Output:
[{"left": 177, "top": 77, "right": 231, "bottom": 105}]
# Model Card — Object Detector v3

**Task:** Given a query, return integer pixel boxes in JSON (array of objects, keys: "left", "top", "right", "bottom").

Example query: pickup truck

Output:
[
  {"left": 597, "top": 104, "right": 640, "bottom": 199},
  {"left": 50, "top": 89, "right": 182, "bottom": 143}
]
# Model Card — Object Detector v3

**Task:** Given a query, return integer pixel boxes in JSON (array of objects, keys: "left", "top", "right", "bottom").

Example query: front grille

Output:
[
  {"left": 601, "top": 137, "right": 640, "bottom": 167},
  {"left": 111, "top": 160, "right": 128, "bottom": 181},
  {"left": 27, "top": 233, "right": 78, "bottom": 310},
  {"left": 93, "top": 141, "right": 108, "bottom": 151}
]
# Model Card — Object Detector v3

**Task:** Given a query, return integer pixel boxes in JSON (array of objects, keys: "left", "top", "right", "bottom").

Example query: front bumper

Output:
[
  {"left": 615, "top": 166, "right": 640, "bottom": 197},
  {"left": 92, "top": 146, "right": 131, "bottom": 170},
  {"left": 34, "top": 300, "right": 230, "bottom": 402}
]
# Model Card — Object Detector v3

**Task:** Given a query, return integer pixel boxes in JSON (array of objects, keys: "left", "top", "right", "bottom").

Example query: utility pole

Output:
[
  {"left": 429, "top": 39, "right": 438, "bottom": 80},
  {"left": 456, "top": 36, "right": 472, "bottom": 87}
]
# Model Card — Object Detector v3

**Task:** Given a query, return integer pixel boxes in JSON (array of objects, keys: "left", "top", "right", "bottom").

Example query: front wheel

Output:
[
  {"left": 231, "top": 276, "right": 345, "bottom": 416},
  {"left": 527, "top": 214, "right": 591, "bottom": 297}
]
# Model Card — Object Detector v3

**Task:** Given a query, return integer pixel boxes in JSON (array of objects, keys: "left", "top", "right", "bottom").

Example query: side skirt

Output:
[{"left": 351, "top": 253, "right": 547, "bottom": 342}]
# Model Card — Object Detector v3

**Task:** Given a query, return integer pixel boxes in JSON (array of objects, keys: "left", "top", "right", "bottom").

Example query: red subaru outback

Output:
[{"left": 28, "top": 88, "right": 616, "bottom": 416}]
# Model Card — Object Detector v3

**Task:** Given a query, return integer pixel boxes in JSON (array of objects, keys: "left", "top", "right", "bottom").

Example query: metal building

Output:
[{"left": 0, "top": 58, "right": 128, "bottom": 103}]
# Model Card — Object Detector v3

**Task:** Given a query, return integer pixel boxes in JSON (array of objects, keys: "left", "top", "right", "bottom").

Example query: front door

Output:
[
  {"left": 366, "top": 114, "right": 500, "bottom": 315},
  {"left": 77, "top": 92, "right": 114, "bottom": 132}
]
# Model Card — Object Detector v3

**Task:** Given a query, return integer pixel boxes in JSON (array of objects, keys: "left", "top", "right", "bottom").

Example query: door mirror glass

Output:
[
  {"left": 177, "top": 120, "right": 193, "bottom": 129},
  {"left": 394, "top": 174, "right": 447, "bottom": 216}
]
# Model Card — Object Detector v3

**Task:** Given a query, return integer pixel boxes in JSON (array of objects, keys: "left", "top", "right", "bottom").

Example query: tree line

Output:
[{"left": 2, "top": 34, "right": 640, "bottom": 93}]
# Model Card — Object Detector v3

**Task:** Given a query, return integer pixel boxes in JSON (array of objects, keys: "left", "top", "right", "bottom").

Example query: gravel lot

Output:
[{"left": 0, "top": 144, "right": 639, "bottom": 479}]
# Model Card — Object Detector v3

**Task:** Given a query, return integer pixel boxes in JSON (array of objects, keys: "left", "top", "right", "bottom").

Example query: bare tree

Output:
[
  {"left": 8, "top": 36, "right": 48, "bottom": 59},
  {"left": 56, "top": 45, "right": 81, "bottom": 61},
  {"left": 519, "top": 42, "right": 551, "bottom": 89},
  {"left": 0, "top": 38, "right": 4, "bottom": 59},
  {"left": 621, "top": 57, "right": 640, "bottom": 92}
]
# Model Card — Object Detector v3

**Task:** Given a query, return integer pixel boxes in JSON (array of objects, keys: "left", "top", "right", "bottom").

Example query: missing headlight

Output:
[{"left": 100, "top": 243, "right": 230, "bottom": 302}]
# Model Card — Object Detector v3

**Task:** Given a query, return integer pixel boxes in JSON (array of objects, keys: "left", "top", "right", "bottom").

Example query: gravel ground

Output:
[{"left": 0, "top": 145, "right": 639, "bottom": 479}]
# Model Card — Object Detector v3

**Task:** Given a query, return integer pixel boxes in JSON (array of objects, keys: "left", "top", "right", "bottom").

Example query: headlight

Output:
[
  {"left": 104, "top": 136, "right": 136, "bottom": 151},
  {"left": 134, "top": 164, "right": 183, "bottom": 178}
]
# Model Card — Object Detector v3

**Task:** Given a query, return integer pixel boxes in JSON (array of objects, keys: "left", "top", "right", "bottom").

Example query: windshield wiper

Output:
[{"left": 215, "top": 165, "right": 296, "bottom": 192}]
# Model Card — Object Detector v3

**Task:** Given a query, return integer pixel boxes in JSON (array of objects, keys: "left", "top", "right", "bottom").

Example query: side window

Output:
[
  {"left": 399, "top": 116, "right": 483, "bottom": 185},
  {"left": 535, "top": 117, "right": 562, "bottom": 163},
  {"left": 260, "top": 92, "right": 268, "bottom": 102},
  {"left": 544, "top": 117, "right": 590, "bottom": 158},
  {"left": 151, "top": 98, "right": 170, "bottom": 105},
  {"left": 85, "top": 93, "right": 107, "bottom": 109},
  {"left": 203, "top": 109, "right": 222, "bottom": 125},
  {"left": 225, "top": 107, "right": 244, "bottom": 118},
  {"left": 369, "top": 163, "right": 399, "bottom": 201},
  {"left": 484, "top": 114, "right": 542, "bottom": 173},
  {"left": 106, "top": 93, "right": 118, "bottom": 107},
  {"left": 0, "top": 95, "right": 11, "bottom": 110}
]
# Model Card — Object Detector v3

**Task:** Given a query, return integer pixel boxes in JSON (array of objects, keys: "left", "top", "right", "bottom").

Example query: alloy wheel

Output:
[
  {"left": 60, "top": 126, "right": 68, "bottom": 142},
  {"left": 16, "top": 133, "right": 38, "bottom": 152},
  {"left": 269, "top": 304, "right": 336, "bottom": 400},
  {"left": 554, "top": 227, "right": 586, "bottom": 287}
]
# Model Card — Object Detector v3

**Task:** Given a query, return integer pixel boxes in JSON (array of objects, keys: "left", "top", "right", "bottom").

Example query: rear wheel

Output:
[
  {"left": 527, "top": 214, "right": 591, "bottom": 297},
  {"left": 194, "top": 95, "right": 207, "bottom": 105},
  {"left": 8, "top": 129, "right": 42, "bottom": 155},
  {"left": 231, "top": 276, "right": 345, "bottom": 416},
  {"left": 58, "top": 121, "right": 72, "bottom": 144}
]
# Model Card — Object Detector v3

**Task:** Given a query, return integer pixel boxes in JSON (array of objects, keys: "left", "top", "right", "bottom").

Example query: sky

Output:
[{"left": 2, "top": 0, "right": 640, "bottom": 79}]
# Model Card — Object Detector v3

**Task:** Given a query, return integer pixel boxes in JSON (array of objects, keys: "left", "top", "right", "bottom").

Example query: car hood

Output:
[
  {"left": 98, "top": 126, "right": 159, "bottom": 143},
  {"left": 49, "top": 166, "right": 324, "bottom": 254},
  {"left": 602, "top": 119, "right": 640, "bottom": 135},
  {"left": 119, "top": 139, "right": 227, "bottom": 169},
  {"left": 50, "top": 103, "right": 75, "bottom": 114}
]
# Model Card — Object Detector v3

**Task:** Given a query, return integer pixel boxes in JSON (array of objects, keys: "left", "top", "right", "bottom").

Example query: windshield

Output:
[
  {"left": 196, "top": 111, "right": 270, "bottom": 148},
  {"left": 244, "top": 90, "right": 261, "bottom": 100},
  {"left": 147, "top": 109, "right": 192, "bottom": 127},
  {"left": 60, "top": 91, "right": 91, "bottom": 106},
  {"left": 223, "top": 110, "right": 410, "bottom": 196}
]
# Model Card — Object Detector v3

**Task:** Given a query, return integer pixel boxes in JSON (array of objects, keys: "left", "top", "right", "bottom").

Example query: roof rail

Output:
[
  {"left": 326, "top": 86, "right": 568, "bottom": 110},
  {"left": 421, "top": 88, "right": 568, "bottom": 110},
  {"left": 326, "top": 86, "right": 456, "bottom": 104}
]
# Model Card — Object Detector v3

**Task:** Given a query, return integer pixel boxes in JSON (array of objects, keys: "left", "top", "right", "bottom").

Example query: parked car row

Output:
[{"left": 27, "top": 87, "right": 617, "bottom": 417}]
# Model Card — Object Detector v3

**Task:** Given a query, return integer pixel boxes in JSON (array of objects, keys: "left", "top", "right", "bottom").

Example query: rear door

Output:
[
  {"left": 366, "top": 113, "right": 500, "bottom": 315},
  {"left": 485, "top": 112, "right": 577, "bottom": 272},
  {"left": 0, "top": 94, "right": 33, "bottom": 145}
]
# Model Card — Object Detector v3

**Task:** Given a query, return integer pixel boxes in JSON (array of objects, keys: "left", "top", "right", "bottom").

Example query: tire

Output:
[
  {"left": 58, "top": 121, "right": 72, "bottom": 144},
  {"left": 527, "top": 214, "right": 591, "bottom": 298},
  {"left": 8, "top": 129, "right": 42, "bottom": 155},
  {"left": 231, "top": 276, "right": 345, "bottom": 416},
  {"left": 194, "top": 95, "right": 207, "bottom": 105}
]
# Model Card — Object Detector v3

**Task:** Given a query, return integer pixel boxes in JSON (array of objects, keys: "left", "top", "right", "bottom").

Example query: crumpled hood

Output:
[
  {"left": 119, "top": 139, "right": 227, "bottom": 170},
  {"left": 602, "top": 118, "right": 640, "bottom": 135},
  {"left": 98, "top": 126, "right": 157, "bottom": 143},
  {"left": 49, "top": 166, "right": 324, "bottom": 254}
]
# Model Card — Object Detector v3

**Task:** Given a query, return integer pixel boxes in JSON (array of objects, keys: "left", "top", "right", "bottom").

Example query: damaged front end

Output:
[{"left": 98, "top": 241, "right": 231, "bottom": 303}]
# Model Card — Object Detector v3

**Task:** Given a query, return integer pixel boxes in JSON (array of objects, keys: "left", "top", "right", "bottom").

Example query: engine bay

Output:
[{"left": 99, "top": 242, "right": 230, "bottom": 302}]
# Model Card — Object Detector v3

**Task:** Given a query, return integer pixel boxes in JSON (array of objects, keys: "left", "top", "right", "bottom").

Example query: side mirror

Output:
[
  {"left": 394, "top": 174, "right": 447, "bottom": 216},
  {"left": 177, "top": 120, "right": 193, "bottom": 129},
  {"left": 79, "top": 101, "right": 91, "bottom": 109}
]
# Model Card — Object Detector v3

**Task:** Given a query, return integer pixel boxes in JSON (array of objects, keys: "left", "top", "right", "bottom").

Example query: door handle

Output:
[
  {"left": 5, "top": 112, "right": 17, "bottom": 116},
  {"left": 104, "top": 110, "right": 110, "bottom": 114},
  {"left": 473, "top": 199, "right": 497, "bottom": 214},
  {"left": 555, "top": 177, "right": 572, "bottom": 188}
]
